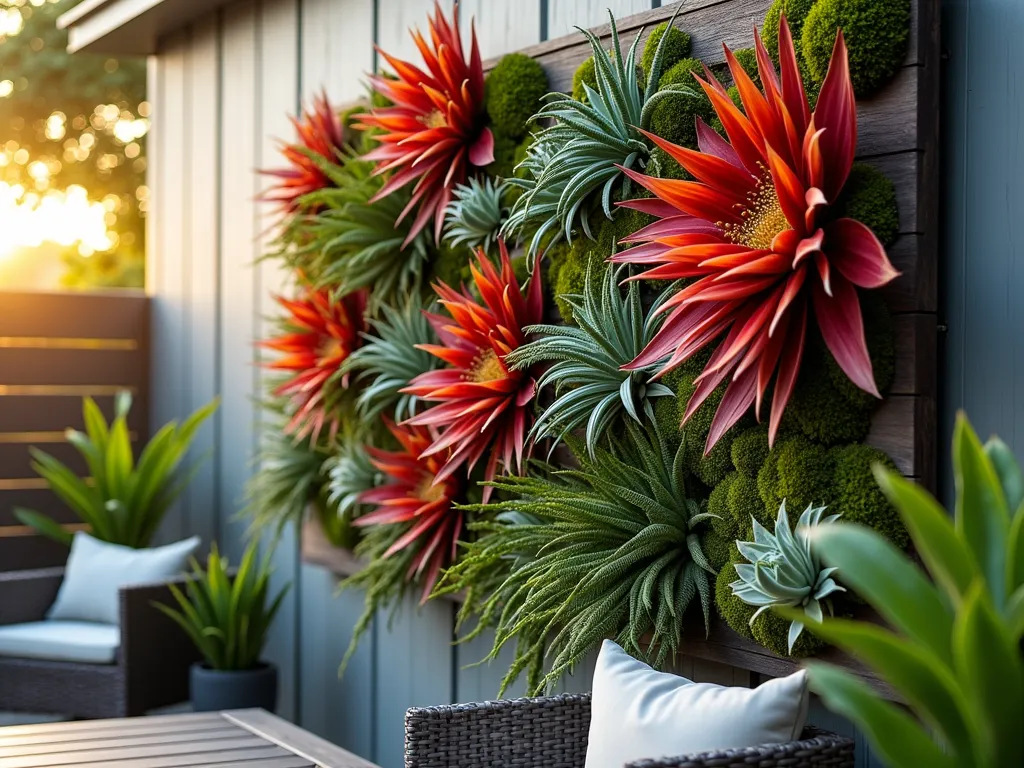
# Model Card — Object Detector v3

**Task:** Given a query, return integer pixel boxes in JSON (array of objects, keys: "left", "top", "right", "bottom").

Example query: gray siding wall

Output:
[{"left": 143, "top": 0, "right": 981, "bottom": 765}]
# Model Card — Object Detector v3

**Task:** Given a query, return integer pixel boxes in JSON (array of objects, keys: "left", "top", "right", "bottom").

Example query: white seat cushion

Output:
[
  {"left": 0, "top": 621, "right": 120, "bottom": 664},
  {"left": 47, "top": 532, "right": 199, "bottom": 626},
  {"left": 585, "top": 640, "right": 810, "bottom": 768}
]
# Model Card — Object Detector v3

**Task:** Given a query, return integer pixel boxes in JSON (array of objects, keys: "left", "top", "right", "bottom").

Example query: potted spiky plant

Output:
[{"left": 155, "top": 541, "right": 289, "bottom": 712}]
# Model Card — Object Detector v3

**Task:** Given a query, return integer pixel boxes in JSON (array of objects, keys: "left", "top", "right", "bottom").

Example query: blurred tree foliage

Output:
[{"left": 0, "top": 0, "right": 147, "bottom": 288}]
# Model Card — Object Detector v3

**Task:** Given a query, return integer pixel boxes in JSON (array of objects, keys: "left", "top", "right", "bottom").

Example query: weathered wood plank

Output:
[
  {"left": 2, "top": 736, "right": 271, "bottom": 768},
  {"left": 865, "top": 394, "right": 922, "bottom": 477},
  {"left": 0, "top": 717, "right": 233, "bottom": 747},
  {"left": 0, "top": 394, "right": 144, "bottom": 434},
  {"left": 69, "top": 746, "right": 296, "bottom": 768},
  {"left": 0, "top": 292, "right": 147, "bottom": 340},
  {"left": 0, "top": 727, "right": 245, "bottom": 757},
  {"left": 226, "top": 709, "right": 381, "bottom": 768},
  {"left": 0, "top": 349, "right": 143, "bottom": 387}
]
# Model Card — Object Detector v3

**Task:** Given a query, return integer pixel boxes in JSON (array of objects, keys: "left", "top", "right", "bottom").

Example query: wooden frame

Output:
[{"left": 296, "top": 0, "right": 938, "bottom": 692}]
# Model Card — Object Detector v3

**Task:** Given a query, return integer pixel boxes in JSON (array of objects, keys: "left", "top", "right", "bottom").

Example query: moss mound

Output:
[
  {"left": 572, "top": 56, "right": 597, "bottom": 102},
  {"left": 731, "top": 424, "right": 771, "bottom": 478},
  {"left": 650, "top": 146, "right": 690, "bottom": 181},
  {"left": 831, "top": 443, "right": 909, "bottom": 549},
  {"left": 702, "top": 528, "right": 733, "bottom": 572},
  {"left": 649, "top": 58, "right": 714, "bottom": 149},
  {"left": 715, "top": 553, "right": 755, "bottom": 640},
  {"left": 652, "top": 385, "right": 683, "bottom": 448},
  {"left": 801, "top": 0, "right": 910, "bottom": 97},
  {"left": 761, "top": 0, "right": 817, "bottom": 64},
  {"left": 826, "top": 294, "right": 895, "bottom": 411},
  {"left": 751, "top": 609, "right": 827, "bottom": 657},
  {"left": 836, "top": 163, "right": 900, "bottom": 247},
  {"left": 728, "top": 472, "right": 768, "bottom": 535},
  {"left": 708, "top": 472, "right": 738, "bottom": 538},
  {"left": 785, "top": 344, "right": 871, "bottom": 446},
  {"left": 431, "top": 243, "right": 472, "bottom": 289},
  {"left": 676, "top": 375, "right": 753, "bottom": 488},
  {"left": 485, "top": 53, "right": 547, "bottom": 140},
  {"left": 487, "top": 131, "right": 519, "bottom": 179},
  {"left": 757, "top": 435, "right": 836, "bottom": 515},
  {"left": 641, "top": 22, "right": 692, "bottom": 85}
]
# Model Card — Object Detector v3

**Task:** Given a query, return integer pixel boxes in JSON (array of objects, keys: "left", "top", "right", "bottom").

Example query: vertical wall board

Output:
[
  {"left": 217, "top": 0, "right": 260, "bottom": 562},
  {"left": 453, "top": 629, "right": 527, "bottom": 703},
  {"left": 556, "top": 649, "right": 598, "bottom": 695},
  {"left": 373, "top": 595, "right": 455, "bottom": 768},
  {"left": 546, "top": 0, "right": 654, "bottom": 40},
  {"left": 298, "top": 571, "right": 377, "bottom": 759},
  {"left": 150, "top": 29, "right": 189, "bottom": 545},
  {"left": 256, "top": 0, "right": 302, "bottom": 722},
  {"left": 299, "top": 0, "right": 375, "bottom": 104},
  {"left": 184, "top": 14, "right": 222, "bottom": 553}
]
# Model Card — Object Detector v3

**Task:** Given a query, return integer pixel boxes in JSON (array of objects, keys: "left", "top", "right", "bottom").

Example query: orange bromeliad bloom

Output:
[
  {"left": 355, "top": 1, "right": 494, "bottom": 246},
  {"left": 354, "top": 420, "right": 462, "bottom": 602},
  {"left": 261, "top": 91, "right": 344, "bottom": 214},
  {"left": 613, "top": 18, "right": 899, "bottom": 454},
  {"left": 261, "top": 287, "right": 367, "bottom": 443},
  {"left": 402, "top": 242, "right": 542, "bottom": 498}
]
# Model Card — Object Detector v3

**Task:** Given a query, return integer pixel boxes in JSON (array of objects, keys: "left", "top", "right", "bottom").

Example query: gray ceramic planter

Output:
[{"left": 190, "top": 661, "right": 277, "bottom": 712}]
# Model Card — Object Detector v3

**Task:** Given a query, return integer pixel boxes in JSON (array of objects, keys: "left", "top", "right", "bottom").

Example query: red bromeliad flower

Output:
[
  {"left": 261, "top": 91, "right": 344, "bottom": 214},
  {"left": 402, "top": 242, "right": 542, "bottom": 498},
  {"left": 612, "top": 18, "right": 899, "bottom": 454},
  {"left": 261, "top": 287, "right": 367, "bottom": 443},
  {"left": 354, "top": 420, "right": 462, "bottom": 602},
  {"left": 354, "top": 1, "right": 494, "bottom": 246}
]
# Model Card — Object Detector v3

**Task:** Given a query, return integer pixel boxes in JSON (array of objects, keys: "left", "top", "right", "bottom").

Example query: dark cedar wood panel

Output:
[{"left": 0, "top": 291, "right": 149, "bottom": 571}]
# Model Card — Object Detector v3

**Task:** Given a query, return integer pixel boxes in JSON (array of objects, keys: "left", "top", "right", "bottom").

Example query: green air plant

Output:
[
  {"left": 503, "top": 5, "right": 694, "bottom": 257},
  {"left": 731, "top": 501, "right": 844, "bottom": 653},
  {"left": 155, "top": 542, "right": 289, "bottom": 672},
  {"left": 788, "top": 413, "right": 1024, "bottom": 768},
  {"left": 283, "top": 156, "right": 432, "bottom": 309},
  {"left": 15, "top": 393, "right": 218, "bottom": 549},
  {"left": 244, "top": 395, "right": 330, "bottom": 536},
  {"left": 439, "top": 422, "right": 715, "bottom": 695},
  {"left": 323, "top": 437, "right": 381, "bottom": 536},
  {"left": 505, "top": 265, "right": 673, "bottom": 457},
  {"left": 341, "top": 295, "right": 442, "bottom": 423},
  {"left": 443, "top": 176, "right": 512, "bottom": 253}
]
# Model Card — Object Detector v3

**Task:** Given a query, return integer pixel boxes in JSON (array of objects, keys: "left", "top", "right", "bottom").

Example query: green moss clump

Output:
[
  {"left": 511, "top": 255, "right": 532, "bottom": 286},
  {"left": 785, "top": 344, "right": 871, "bottom": 446},
  {"left": 826, "top": 293, "right": 895, "bottom": 410},
  {"left": 702, "top": 529, "right": 732, "bottom": 572},
  {"left": 801, "top": 0, "right": 910, "bottom": 97},
  {"left": 831, "top": 443, "right": 909, "bottom": 549},
  {"left": 836, "top": 163, "right": 900, "bottom": 247},
  {"left": 715, "top": 552, "right": 755, "bottom": 640},
  {"left": 649, "top": 146, "right": 690, "bottom": 181},
  {"left": 431, "top": 243, "right": 473, "bottom": 289},
  {"left": 708, "top": 472, "right": 738, "bottom": 538},
  {"left": 757, "top": 435, "right": 836, "bottom": 515},
  {"left": 728, "top": 472, "right": 768, "bottom": 535},
  {"left": 731, "top": 47, "right": 761, "bottom": 88},
  {"left": 487, "top": 131, "right": 519, "bottom": 179},
  {"left": 542, "top": 238, "right": 571, "bottom": 307},
  {"left": 652, "top": 388, "right": 683, "bottom": 448},
  {"left": 649, "top": 58, "right": 713, "bottom": 150},
  {"left": 641, "top": 22, "right": 692, "bottom": 85},
  {"left": 553, "top": 239, "right": 603, "bottom": 322},
  {"left": 731, "top": 424, "right": 771, "bottom": 478},
  {"left": 485, "top": 53, "right": 548, "bottom": 140},
  {"left": 572, "top": 55, "right": 597, "bottom": 102},
  {"left": 761, "top": 0, "right": 817, "bottom": 65},
  {"left": 751, "top": 609, "right": 827, "bottom": 657},
  {"left": 676, "top": 375, "right": 753, "bottom": 488}
]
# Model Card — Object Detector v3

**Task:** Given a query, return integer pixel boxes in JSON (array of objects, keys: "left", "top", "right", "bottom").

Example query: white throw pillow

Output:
[
  {"left": 585, "top": 640, "right": 809, "bottom": 768},
  {"left": 47, "top": 532, "right": 200, "bottom": 625}
]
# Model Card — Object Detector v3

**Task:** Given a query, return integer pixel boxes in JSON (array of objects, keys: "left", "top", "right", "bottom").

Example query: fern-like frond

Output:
[
  {"left": 439, "top": 421, "right": 713, "bottom": 695},
  {"left": 506, "top": 265, "right": 673, "bottom": 457}
]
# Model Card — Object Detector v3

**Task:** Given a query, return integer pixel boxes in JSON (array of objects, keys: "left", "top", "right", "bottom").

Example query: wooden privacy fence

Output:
[{"left": 0, "top": 290, "right": 149, "bottom": 571}]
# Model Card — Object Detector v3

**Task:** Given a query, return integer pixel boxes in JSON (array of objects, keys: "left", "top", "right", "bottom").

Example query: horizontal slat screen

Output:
[{"left": 0, "top": 290, "right": 149, "bottom": 571}]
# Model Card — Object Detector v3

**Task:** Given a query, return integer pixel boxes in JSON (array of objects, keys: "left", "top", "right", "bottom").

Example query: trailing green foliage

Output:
[
  {"left": 503, "top": 6, "right": 692, "bottom": 257},
  {"left": 15, "top": 393, "right": 217, "bottom": 548},
  {"left": 440, "top": 423, "right": 715, "bottom": 694},
  {"left": 640, "top": 22, "right": 692, "bottom": 84},
  {"left": 244, "top": 398, "right": 330, "bottom": 537},
  {"left": 155, "top": 542, "right": 289, "bottom": 671},
  {"left": 485, "top": 53, "right": 548, "bottom": 140},
  {"left": 731, "top": 502, "right": 844, "bottom": 653},
  {"left": 801, "top": 0, "right": 910, "bottom": 97},
  {"left": 342, "top": 296, "right": 441, "bottom": 423},
  {"left": 836, "top": 163, "right": 901, "bottom": 248},
  {"left": 444, "top": 177, "right": 511, "bottom": 252},
  {"left": 795, "top": 414, "right": 1024, "bottom": 768},
  {"left": 507, "top": 265, "right": 672, "bottom": 457},
  {"left": 281, "top": 157, "right": 432, "bottom": 309}
]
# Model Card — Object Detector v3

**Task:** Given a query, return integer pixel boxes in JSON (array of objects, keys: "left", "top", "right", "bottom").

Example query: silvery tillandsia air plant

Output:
[
  {"left": 444, "top": 176, "right": 512, "bottom": 252},
  {"left": 731, "top": 501, "right": 845, "bottom": 653},
  {"left": 502, "top": 4, "right": 694, "bottom": 258}
]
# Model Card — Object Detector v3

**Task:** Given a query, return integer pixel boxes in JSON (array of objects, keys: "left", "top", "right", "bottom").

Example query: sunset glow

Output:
[{"left": 0, "top": 183, "right": 114, "bottom": 258}]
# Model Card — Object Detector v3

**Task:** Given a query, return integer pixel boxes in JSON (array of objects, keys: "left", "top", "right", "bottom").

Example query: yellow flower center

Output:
[
  {"left": 416, "top": 476, "right": 448, "bottom": 504},
  {"left": 467, "top": 348, "right": 505, "bottom": 383},
  {"left": 319, "top": 336, "right": 344, "bottom": 363},
  {"left": 722, "top": 170, "right": 791, "bottom": 251},
  {"left": 421, "top": 109, "right": 447, "bottom": 129}
]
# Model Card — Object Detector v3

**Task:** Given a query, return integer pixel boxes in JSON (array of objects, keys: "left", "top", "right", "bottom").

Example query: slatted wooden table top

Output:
[{"left": 0, "top": 708, "right": 380, "bottom": 768}]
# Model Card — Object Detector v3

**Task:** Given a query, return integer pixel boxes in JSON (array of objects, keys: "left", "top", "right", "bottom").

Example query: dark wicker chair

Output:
[
  {"left": 0, "top": 566, "right": 202, "bottom": 719},
  {"left": 405, "top": 693, "right": 855, "bottom": 768}
]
